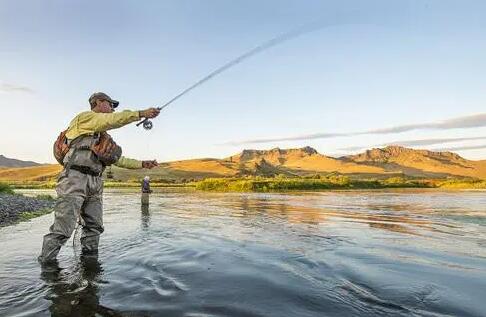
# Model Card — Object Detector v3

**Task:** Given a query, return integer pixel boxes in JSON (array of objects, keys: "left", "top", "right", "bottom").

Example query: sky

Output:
[{"left": 1, "top": 0, "right": 486, "bottom": 163}]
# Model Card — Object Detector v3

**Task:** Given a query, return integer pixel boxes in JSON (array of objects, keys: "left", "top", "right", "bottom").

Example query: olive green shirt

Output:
[{"left": 65, "top": 110, "right": 143, "bottom": 169}]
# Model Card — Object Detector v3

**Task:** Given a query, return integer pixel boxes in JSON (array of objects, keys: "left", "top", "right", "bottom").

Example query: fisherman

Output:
[
  {"left": 142, "top": 176, "right": 152, "bottom": 194},
  {"left": 38, "top": 92, "right": 160, "bottom": 264},
  {"left": 141, "top": 176, "right": 152, "bottom": 205}
]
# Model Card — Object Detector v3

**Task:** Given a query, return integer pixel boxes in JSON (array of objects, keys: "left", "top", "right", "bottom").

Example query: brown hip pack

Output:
[
  {"left": 53, "top": 130, "right": 122, "bottom": 166},
  {"left": 91, "top": 132, "right": 122, "bottom": 166}
]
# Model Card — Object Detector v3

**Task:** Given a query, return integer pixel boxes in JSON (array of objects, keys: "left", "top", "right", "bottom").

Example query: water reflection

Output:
[
  {"left": 40, "top": 256, "right": 119, "bottom": 317},
  {"left": 141, "top": 204, "right": 151, "bottom": 230},
  {"left": 235, "top": 195, "right": 325, "bottom": 225},
  {"left": 174, "top": 194, "right": 447, "bottom": 236}
]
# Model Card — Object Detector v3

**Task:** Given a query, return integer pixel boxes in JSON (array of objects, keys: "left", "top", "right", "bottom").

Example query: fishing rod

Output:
[{"left": 136, "top": 21, "right": 333, "bottom": 130}]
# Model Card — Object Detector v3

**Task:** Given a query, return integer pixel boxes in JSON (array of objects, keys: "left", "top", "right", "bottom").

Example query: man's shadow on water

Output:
[{"left": 40, "top": 256, "right": 124, "bottom": 317}]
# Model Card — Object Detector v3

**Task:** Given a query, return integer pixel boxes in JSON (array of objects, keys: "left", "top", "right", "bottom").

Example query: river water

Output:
[{"left": 0, "top": 189, "right": 485, "bottom": 317}]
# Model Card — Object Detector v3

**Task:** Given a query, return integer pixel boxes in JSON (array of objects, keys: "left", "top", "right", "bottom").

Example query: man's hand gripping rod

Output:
[
  {"left": 136, "top": 91, "right": 181, "bottom": 129},
  {"left": 136, "top": 105, "right": 165, "bottom": 130}
]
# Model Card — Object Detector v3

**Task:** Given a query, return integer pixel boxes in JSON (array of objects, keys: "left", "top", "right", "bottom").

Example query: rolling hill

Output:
[
  {"left": 0, "top": 155, "right": 40, "bottom": 168},
  {"left": 0, "top": 164, "right": 62, "bottom": 181}
]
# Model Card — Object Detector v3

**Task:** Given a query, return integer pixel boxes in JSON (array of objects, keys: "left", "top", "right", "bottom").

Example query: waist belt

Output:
[{"left": 69, "top": 165, "right": 103, "bottom": 177}]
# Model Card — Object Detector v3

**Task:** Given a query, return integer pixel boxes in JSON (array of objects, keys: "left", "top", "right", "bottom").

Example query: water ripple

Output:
[{"left": 1, "top": 189, "right": 485, "bottom": 316}]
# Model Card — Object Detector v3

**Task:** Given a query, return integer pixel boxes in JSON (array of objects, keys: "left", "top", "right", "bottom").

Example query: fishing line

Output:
[{"left": 137, "top": 20, "right": 341, "bottom": 130}]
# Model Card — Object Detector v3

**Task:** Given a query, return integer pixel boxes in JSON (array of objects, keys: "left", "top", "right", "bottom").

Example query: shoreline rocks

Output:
[{"left": 0, "top": 193, "right": 56, "bottom": 226}]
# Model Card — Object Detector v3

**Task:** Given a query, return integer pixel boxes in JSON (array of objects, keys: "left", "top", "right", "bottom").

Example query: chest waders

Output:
[{"left": 39, "top": 134, "right": 114, "bottom": 263}]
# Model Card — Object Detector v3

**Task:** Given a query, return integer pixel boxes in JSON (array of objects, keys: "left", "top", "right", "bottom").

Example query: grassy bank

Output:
[
  {"left": 5, "top": 181, "right": 193, "bottom": 189},
  {"left": 194, "top": 176, "right": 432, "bottom": 192},
  {"left": 7, "top": 177, "right": 486, "bottom": 192},
  {"left": 17, "top": 208, "right": 53, "bottom": 221},
  {"left": 5, "top": 181, "right": 57, "bottom": 189},
  {"left": 437, "top": 179, "right": 486, "bottom": 189},
  {"left": 104, "top": 181, "right": 191, "bottom": 188}
]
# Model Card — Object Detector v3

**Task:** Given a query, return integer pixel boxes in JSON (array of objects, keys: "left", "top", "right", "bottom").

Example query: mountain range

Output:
[
  {"left": 2, "top": 145, "right": 486, "bottom": 182},
  {"left": 0, "top": 154, "right": 40, "bottom": 168}
]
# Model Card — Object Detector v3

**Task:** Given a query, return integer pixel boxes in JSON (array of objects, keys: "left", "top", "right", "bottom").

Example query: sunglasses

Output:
[{"left": 101, "top": 99, "right": 119, "bottom": 109}]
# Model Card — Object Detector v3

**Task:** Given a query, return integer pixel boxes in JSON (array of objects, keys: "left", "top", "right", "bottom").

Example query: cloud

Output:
[
  {"left": 434, "top": 144, "right": 486, "bottom": 152},
  {"left": 224, "top": 132, "right": 347, "bottom": 146},
  {"left": 0, "top": 83, "right": 35, "bottom": 94},
  {"left": 365, "top": 114, "right": 486, "bottom": 134},
  {"left": 337, "top": 145, "right": 366, "bottom": 151},
  {"left": 339, "top": 136, "right": 486, "bottom": 151},
  {"left": 227, "top": 113, "right": 486, "bottom": 145}
]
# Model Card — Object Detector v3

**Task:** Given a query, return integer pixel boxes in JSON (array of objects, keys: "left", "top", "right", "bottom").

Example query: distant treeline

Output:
[{"left": 194, "top": 176, "right": 432, "bottom": 192}]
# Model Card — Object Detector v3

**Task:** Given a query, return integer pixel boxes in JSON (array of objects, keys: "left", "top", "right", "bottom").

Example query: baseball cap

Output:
[{"left": 89, "top": 92, "right": 119, "bottom": 109}]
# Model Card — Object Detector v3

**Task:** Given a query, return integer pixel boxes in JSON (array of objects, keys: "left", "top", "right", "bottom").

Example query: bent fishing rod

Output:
[{"left": 136, "top": 21, "right": 333, "bottom": 130}]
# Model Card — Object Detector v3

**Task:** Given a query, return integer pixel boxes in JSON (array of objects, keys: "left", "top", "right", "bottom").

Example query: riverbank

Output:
[
  {"left": 0, "top": 193, "right": 55, "bottom": 226},
  {"left": 7, "top": 181, "right": 192, "bottom": 189},
  {"left": 194, "top": 176, "right": 486, "bottom": 192},
  {"left": 194, "top": 177, "right": 429, "bottom": 192},
  {"left": 5, "top": 176, "right": 486, "bottom": 192}
]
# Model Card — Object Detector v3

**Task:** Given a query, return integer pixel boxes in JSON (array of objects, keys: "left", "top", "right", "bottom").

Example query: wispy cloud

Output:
[
  {"left": 0, "top": 83, "right": 35, "bottom": 94},
  {"left": 434, "top": 144, "right": 486, "bottom": 152},
  {"left": 224, "top": 132, "right": 347, "bottom": 146},
  {"left": 339, "top": 136, "right": 486, "bottom": 151},
  {"left": 337, "top": 145, "right": 366, "bottom": 151},
  {"left": 364, "top": 113, "right": 486, "bottom": 134},
  {"left": 226, "top": 113, "right": 486, "bottom": 145}
]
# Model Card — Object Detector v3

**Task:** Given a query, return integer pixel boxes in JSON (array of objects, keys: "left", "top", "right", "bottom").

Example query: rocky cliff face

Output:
[
  {"left": 340, "top": 145, "right": 480, "bottom": 178},
  {"left": 343, "top": 145, "right": 468, "bottom": 164},
  {"left": 229, "top": 146, "right": 319, "bottom": 165},
  {"left": 223, "top": 145, "right": 485, "bottom": 178}
]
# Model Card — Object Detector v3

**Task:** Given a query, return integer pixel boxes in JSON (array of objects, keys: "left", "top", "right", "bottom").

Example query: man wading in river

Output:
[{"left": 38, "top": 92, "right": 160, "bottom": 264}]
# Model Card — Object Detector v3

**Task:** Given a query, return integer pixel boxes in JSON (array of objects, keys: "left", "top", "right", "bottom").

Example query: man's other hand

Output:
[
  {"left": 142, "top": 160, "right": 159, "bottom": 169},
  {"left": 139, "top": 108, "right": 160, "bottom": 119}
]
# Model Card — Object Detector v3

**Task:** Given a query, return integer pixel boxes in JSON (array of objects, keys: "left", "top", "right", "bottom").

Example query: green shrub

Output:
[
  {"left": 0, "top": 183, "right": 14, "bottom": 194},
  {"left": 438, "top": 179, "right": 486, "bottom": 189}
]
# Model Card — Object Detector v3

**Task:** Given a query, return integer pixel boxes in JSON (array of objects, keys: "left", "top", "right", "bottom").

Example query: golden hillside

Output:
[
  {"left": 341, "top": 145, "right": 486, "bottom": 178},
  {"left": 0, "top": 164, "right": 62, "bottom": 181},
  {"left": 227, "top": 146, "right": 385, "bottom": 175}
]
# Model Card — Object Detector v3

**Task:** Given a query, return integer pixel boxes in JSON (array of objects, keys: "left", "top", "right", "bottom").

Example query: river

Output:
[{"left": 1, "top": 189, "right": 485, "bottom": 316}]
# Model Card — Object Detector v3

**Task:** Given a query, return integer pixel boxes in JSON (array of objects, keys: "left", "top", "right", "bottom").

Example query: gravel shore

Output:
[{"left": 0, "top": 193, "right": 56, "bottom": 225}]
